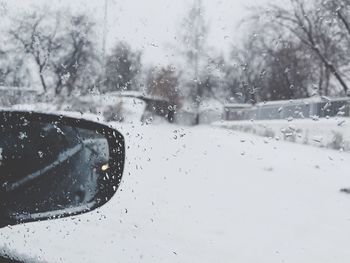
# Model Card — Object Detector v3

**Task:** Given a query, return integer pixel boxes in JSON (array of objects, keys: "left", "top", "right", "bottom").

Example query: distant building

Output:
[{"left": 224, "top": 97, "right": 350, "bottom": 121}]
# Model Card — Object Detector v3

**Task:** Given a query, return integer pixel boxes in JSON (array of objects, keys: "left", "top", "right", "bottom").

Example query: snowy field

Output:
[
  {"left": 215, "top": 117, "right": 350, "bottom": 152},
  {"left": 1, "top": 124, "right": 350, "bottom": 263}
]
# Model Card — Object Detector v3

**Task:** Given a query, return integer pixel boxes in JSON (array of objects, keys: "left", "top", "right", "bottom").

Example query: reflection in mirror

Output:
[{"left": 0, "top": 118, "right": 110, "bottom": 221}]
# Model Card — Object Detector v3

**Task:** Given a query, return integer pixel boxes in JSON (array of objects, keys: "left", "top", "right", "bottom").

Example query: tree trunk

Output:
[
  {"left": 337, "top": 10, "right": 350, "bottom": 37},
  {"left": 195, "top": 112, "right": 200, "bottom": 125},
  {"left": 311, "top": 46, "right": 349, "bottom": 94},
  {"left": 318, "top": 63, "right": 324, "bottom": 96},
  {"left": 327, "top": 63, "right": 348, "bottom": 94},
  {"left": 39, "top": 72, "right": 47, "bottom": 93},
  {"left": 325, "top": 68, "right": 330, "bottom": 96}
]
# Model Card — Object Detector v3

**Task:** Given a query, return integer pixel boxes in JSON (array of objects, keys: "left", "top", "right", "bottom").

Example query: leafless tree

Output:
[
  {"left": 4, "top": 8, "right": 101, "bottom": 96},
  {"left": 228, "top": 17, "right": 319, "bottom": 102},
  {"left": 260, "top": 0, "right": 349, "bottom": 94},
  {"left": 104, "top": 41, "right": 142, "bottom": 92},
  {"left": 147, "top": 65, "right": 183, "bottom": 107},
  {"left": 230, "top": 35, "right": 267, "bottom": 104},
  {"left": 52, "top": 14, "right": 99, "bottom": 95},
  {"left": 177, "top": 0, "right": 209, "bottom": 122},
  {"left": 261, "top": 42, "right": 311, "bottom": 100},
  {"left": 323, "top": 0, "right": 350, "bottom": 37},
  {"left": 8, "top": 10, "right": 60, "bottom": 92}
]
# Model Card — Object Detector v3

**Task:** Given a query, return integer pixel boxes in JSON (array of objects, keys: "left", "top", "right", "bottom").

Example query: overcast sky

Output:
[{"left": 2, "top": 0, "right": 270, "bottom": 66}]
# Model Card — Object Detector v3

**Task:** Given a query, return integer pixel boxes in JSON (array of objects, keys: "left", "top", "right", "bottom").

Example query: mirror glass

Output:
[{"left": 0, "top": 117, "right": 110, "bottom": 221}]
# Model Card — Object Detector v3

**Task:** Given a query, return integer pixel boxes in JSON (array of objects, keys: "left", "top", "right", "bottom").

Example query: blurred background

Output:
[{"left": 0, "top": 0, "right": 349, "bottom": 127}]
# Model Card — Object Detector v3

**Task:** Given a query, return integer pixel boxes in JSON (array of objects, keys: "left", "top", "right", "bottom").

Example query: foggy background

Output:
[
  {"left": 0, "top": 0, "right": 349, "bottom": 127},
  {"left": 2, "top": 0, "right": 265, "bottom": 65}
]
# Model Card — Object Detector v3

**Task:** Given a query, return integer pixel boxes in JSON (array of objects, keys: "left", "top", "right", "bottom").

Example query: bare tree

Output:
[
  {"left": 52, "top": 14, "right": 100, "bottom": 95},
  {"left": 323, "top": 0, "right": 350, "bottom": 37},
  {"left": 147, "top": 65, "right": 182, "bottom": 107},
  {"left": 8, "top": 10, "right": 60, "bottom": 92},
  {"left": 260, "top": 0, "right": 349, "bottom": 94},
  {"left": 262, "top": 43, "right": 311, "bottom": 100},
  {"left": 196, "top": 55, "right": 232, "bottom": 103},
  {"left": 177, "top": 0, "right": 209, "bottom": 122},
  {"left": 3, "top": 8, "right": 101, "bottom": 96},
  {"left": 104, "top": 41, "right": 142, "bottom": 92},
  {"left": 228, "top": 18, "right": 318, "bottom": 103},
  {"left": 230, "top": 36, "right": 267, "bottom": 104}
]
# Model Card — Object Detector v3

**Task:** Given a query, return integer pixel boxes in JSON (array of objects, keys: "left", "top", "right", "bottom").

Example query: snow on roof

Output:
[
  {"left": 79, "top": 94, "right": 121, "bottom": 104},
  {"left": 199, "top": 99, "right": 224, "bottom": 112},
  {"left": 81, "top": 91, "right": 169, "bottom": 103},
  {"left": 255, "top": 96, "right": 350, "bottom": 107},
  {"left": 10, "top": 103, "right": 58, "bottom": 112},
  {"left": 224, "top": 103, "right": 252, "bottom": 109},
  {"left": 107, "top": 90, "right": 144, "bottom": 97},
  {"left": 109, "top": 91, "right": 170, "bottom": 102}
]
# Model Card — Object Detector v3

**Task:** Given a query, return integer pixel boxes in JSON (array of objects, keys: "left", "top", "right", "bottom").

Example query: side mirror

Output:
[{"left": 0, "top": 111, "right": 125, "bottom": 228}]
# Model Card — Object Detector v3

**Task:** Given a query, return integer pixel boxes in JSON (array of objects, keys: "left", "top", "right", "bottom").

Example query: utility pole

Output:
[
  {"left": 194, "top": 0, "right": 200, "bottom": 93},
  {"left": 102, "top": 0, "right": 108, "bottom": 65},
  {"left": 194, "top": 0, "right": 202, "bottom": 124}
]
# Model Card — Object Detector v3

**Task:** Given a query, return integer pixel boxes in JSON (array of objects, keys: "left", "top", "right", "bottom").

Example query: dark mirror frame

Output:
[{"left": 0, "top": 110, "right": 125, "bottom": 228}]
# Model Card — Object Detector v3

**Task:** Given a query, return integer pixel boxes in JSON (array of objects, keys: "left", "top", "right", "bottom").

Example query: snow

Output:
[
  {"left": 198, "top": 99, "right": 224, "bottom": 124},
  {"left": 198, "top": 98, "right": 224, "bottom": 112},
  {"left": 10, "top": 103, "right": 59, "bottom": 112},
  {"left": 105, "top": 91, "right": 170, "bottom": 103},
  {"left": 118, "top": 97, "right": 146, "bottom": 123},
  {"left": 224, "top": 103, "right": 252, "bottom": 109},
  {"left": 1, "top": 124, "right": 350, "bottom": 262},
  {"left": 215, "top": 117, "right": 350, "bottom": 151},
  {"left": 173, "top": 110, "right": 197, "bottom": 125}
]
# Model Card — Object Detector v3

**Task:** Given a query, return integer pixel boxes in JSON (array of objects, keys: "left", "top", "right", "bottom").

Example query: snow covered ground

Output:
[
  {"left": 1, "top": 124, "right": 350, "bottom": 263},
  {"left": 215, "top": 117, "right": 350, "bottom": 152}
]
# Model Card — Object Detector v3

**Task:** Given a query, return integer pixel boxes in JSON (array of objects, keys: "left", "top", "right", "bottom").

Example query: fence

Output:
[{"left": 225, "top": 97, "right": 350, "bottom": 121}]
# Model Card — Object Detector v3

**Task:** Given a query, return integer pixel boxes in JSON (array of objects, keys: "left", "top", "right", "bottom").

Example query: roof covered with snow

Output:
[{"left": 255, "top": 96, "right": 350, "bottom": 107}]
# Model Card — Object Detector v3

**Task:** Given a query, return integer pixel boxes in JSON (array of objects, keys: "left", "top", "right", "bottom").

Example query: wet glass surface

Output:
[{"left": 0, "top": 118, "right": 109, "bottom": 217}]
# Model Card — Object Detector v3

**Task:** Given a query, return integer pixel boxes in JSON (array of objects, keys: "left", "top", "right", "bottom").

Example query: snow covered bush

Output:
[{"left": 215, "top": 118, "right": 350, "bottom": 151}]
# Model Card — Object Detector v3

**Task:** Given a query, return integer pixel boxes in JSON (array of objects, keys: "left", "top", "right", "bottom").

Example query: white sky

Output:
[{"left": 1, "top": 0, "right": 269, "bottom": 66}]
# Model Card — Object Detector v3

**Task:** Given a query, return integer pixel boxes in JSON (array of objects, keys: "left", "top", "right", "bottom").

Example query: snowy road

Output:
[{"left": 1, "top": 124, "right": 350, "bottom": 263}]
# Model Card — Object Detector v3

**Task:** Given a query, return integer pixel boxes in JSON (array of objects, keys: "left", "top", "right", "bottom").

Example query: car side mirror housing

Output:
[{"left": 0, "top": 111, "right": 125, "bottom": 228}]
